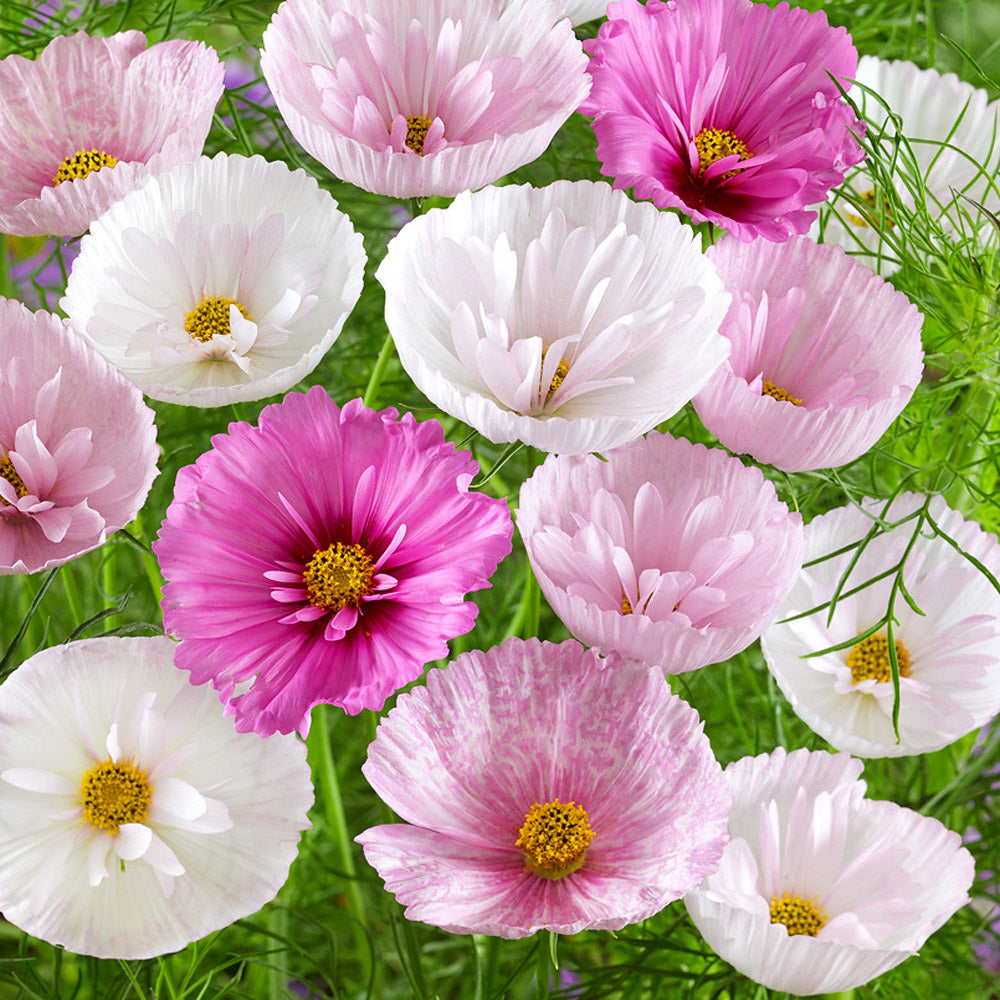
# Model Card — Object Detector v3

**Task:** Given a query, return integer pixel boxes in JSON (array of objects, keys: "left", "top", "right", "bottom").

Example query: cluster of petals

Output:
[
  {"left": 62, "top": 153, "right": 366, "bottom": 407},
  {"left": 817, "top": 56, "right": 1000, "bottom": 273},
  {"left": 761, "top": 493, "right": 1000, "bottom": 758},
  {"left": 0, "top": 297, "right": 157, "bottom": 574},
  {"left": 0, "top": 636, "right": 312, "bottom": 959},
  {"left": 259, "top": 0, "right": 589, "bottom": 198},
  {"left": 154, "top": 386, "right": 513, "bottom": 736},
  {"left": 357, "top": 637, "right": 731, "bottom": 938},
  {"left": 517, "top": 432, "right": 805, "bottom": 671},
  {"left": 693, "top": 236, "right": 924, "bottom": 473},
  {"left": 378, "top": 180, "right": 731, "bottom": 455},
  {"left": 685, "top": 747, "right": 974, "bottom": 994},
  {"left": 0, "top": 31, "right": 224, "bottom": 238},
  {"left": 580, "top": 0, "right": 864, "bottom": 242}
]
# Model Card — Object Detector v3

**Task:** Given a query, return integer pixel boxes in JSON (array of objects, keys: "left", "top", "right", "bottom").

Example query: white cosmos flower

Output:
[
  {"left": 0, "top": 636, "right": 312, "bottom": 959},
  {"left": 685, "top": 747, "right": 974, "bottom": 995},
  {"left": 377, "top": 180, "right": 730, "bottom": 455},
  {"left": 61, "top": 152, "right": 365, "bottom": 407},
  {"left": 564, "top": 0, "right": 607, "bottom": 23},
  {"left": 761, "top": 493, "right": 1000, "bottom": 758}
]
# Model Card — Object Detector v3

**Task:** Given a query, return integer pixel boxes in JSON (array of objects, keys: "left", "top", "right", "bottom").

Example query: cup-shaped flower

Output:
[
  {"left": 357, "top": 637, "right": 731, "bottom": 937},
  {"left": 580, "top": 0, "right": 864, "bottom": 242},
  {"left": 378, "top": 180, "right": 730, "bottom": 455},
  {"left": 259, "top": 0, "right": 589, "bottom": 198},
  {"left": 0, "top": 297, "right": 157, "bottom": 574},
  {"left": 154, "top": 387, "right": 513, "bottom": 736},
  {"left": 685, "top": 747, "right": 974, "bottom": 994},
  {"left": 61, "top": 153, "right": 366, "bottom": 407},
  {"left": 692, "top": 236, "right": 923, "bottom": 473},
  {"left": 517, "top": 433, "right": 805, "bottom": 671},
  {"left": 761, "top": 493, "right": 1000, "bottom": 757},
  {"left": 0, "top": 636, "right": 313, "bottom": 959},
  {"left": 0, "top": 31, "right": 224, "bottom": 238}
]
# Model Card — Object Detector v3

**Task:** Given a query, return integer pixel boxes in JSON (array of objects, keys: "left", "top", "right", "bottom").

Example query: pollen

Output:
[
  {"left": 303, "top": 542, "right": 376, "bottom": 614},
  {"left": 184, "top": 296, "right": 252, "bottom": 343},
  {"left": 0, "top": 456, "right": 28, "bottom": 499},
  {"left": 516, "top": 799, "right": 594, "bottom": 879},
  {"left": 761, "top": 380, "right": 803, "bottom": 406},
  {"left": 694, "top": 128, "right": 752, "bottom": 180},
  {"left": 847, "top": 633, "right": 912, "bottom": 684},
  {"left": 80, "top": 758, "right": 152, "bottom": 834},
  {"left": 621, "top": 590, "right": 633, "bottom": 615},
  {"left": 539, "top": 348, "right": 571, "bottom": 406},
  {"left": 769, "top": 892, "right": 827, "bottom": 937},
  {"left": 53, "top": 148, "right": 119, "bottom": 186},
  {"left": 404, "top": 115, "right": 434, "bottom": 155}
]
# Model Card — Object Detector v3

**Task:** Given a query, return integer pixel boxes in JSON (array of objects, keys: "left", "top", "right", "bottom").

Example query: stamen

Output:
[
  {"left": 516, "top": 799, "right": 594, "bottom": 879},
  {"left": 80, "top": 758, "right": 152, "bottom": 834},
  {"left": 769, "top": 892, "right": 827, "bottom": 937},
  {"left": 621, "top": 590, "right": 633, "bottom": 615},
  {"left": 0, "top": 456, "right": 28, "bottom": 499},
  {"left": 53, "top": 149, "right": 118, "bottom": 186},
  {"left": 404, "top": 115, "right": 433, "bottom": 155},
  {"left": 694, "top": 128, "right": 752, "bottom": 180},
  {"left": 303, "top": 542, "right": 376, "bottom": 614},
  {"left": 538, "top": 348, "right": 570, "bottom": 406},
  {"left": 184, "top": 296, "right": 253, "bottom": 343},
  {"left": 847, "top": 633, "right": 912, "bottom": 684},
  {"left": 761, "top": 380, "right": 803, "bottom": 406}
]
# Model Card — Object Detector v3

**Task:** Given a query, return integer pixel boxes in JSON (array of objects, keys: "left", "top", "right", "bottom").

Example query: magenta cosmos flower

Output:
[
  {"left": 692, "top": 236, "right": 924, "bottom": 473},
  {"left": 517, "top": 433, "right": 805, "bottom": 672},
  {"left": 259, "top": 0, "right": 589, "bottom": 198},
  {"left": 357, "top": 637, "right": 730, "bottom": 937},
  {"left": 0, "top": 31, "right": 224, "bottom": 238},
  {"left": 580, "top": 0, "right": 864, "bottom": 242},
  {"left": 0, "top": 298, "right": 157, "bottom": 574},
  {"left": 154, "top": 387, "right": 513, "bottom": 736}
]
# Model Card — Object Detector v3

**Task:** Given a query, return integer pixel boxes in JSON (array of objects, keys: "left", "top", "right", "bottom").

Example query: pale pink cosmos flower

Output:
[
  {"left": 0, "top": 297, "right": 158, "bottom": 574},
  {"left": 357, "top": 637, "right": 731, "bottom": 937},
  {"left": 517, "top": 432, "right": 805, "bottom": 672},
  {"left": 580, "top": 0, "right": 864, "bottom": 242},
  {"left": 259, "top": 0, "right": 589, "bottom": 198},
  {"left": 685, "top": 747, "right": 974, "bottom": 994},
  {"left": 377, "top": 180, "right": 731, "bottom": 455},
  {"left": 761, "top": 494, "right": 1000, "bottom": 758},
  {"left": 692, "top": 236, "right": 924, "bottom": 473},
  {"left": 154, "top": 387, "right": 513, "bottom": 736},
  {"left": 0, "top": 31, "right": 224, "bottom": 238}
]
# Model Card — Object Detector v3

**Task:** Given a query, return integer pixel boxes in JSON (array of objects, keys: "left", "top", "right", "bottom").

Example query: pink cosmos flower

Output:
[
  {"left": 517, "top": 433, "right": 805, "bottom": 672},
  {"left": 259, "top": 0, "right": 590, "bottom": 198},
  {"left": 692, "top": 236, "right": 924, "bottom": 473},
  {"left": 0, "top": 297, "right": 158, "bottom": 574},
  {"left": 154, "top": 387, "right": 513, "bottom": 736},
  {"left": 0, "top": 31, "right": 224, "bottom": 238},
  {"left": 580, "top": 0, "right": 864, "bottom": 242},
  {"left": 357, "top": 637, "right": 730, "bottom": 937}
]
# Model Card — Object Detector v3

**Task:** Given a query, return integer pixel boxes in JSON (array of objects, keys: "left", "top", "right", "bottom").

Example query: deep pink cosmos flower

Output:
[
  {"left": 580, "top": 0, "right": 864, "bottom": 242},
  {"left": 358, "top": 637, "right": 730, "bottom": 937},
  {"left": 0, "top": 31, "right": 224, "bottom": 238},
  {"left": 154, "top": 387, "right": 513, "bottom": 736}
]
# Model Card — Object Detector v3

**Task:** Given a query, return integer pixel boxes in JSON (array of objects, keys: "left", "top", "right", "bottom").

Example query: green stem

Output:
[
  {"left": 60, "top": 562, "right": 84, "bottom": 630},
  {"left": 535, "top": 935, "right": 550, "bottom": 999},
  {"left": 362, "top": 333, "right": 396, "bottom": 410},
  {"left": 267, "top": 905, "right": 289, "bottom": 1000}
]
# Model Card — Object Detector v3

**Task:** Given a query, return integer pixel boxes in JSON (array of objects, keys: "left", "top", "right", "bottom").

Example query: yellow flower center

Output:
[
  {"left": 516, "top": 799, "right": 594, "bottom": 879},
  {"left": 303, "top": 542, "right": 376, "bottom": 614},
  {"left": 80, "top": 758, "right": 152, "bottom": 834},
  {"left": 769, "top": 892, "right": 827, "bottom": 937},
  {"left": 847, "top": 633, "right": 912, "bottom": 684},
  {"left": 404, "top": 115, "right": 434, "bottom": 155},
  {"left": 53, "top": 148, "right": 119, "bottom": 186},
  {"left": 694, "top": 128, "right": 752, "bottom": 179},
  {"left": 621, "top": 590, "right": 633, "bottom": 615},
  {"left": 184, "top": 296, "right": 253, "bottom": 343},
  {"left": 761, "top": 380, "right": 803, "bottom": 406},
  {"left": 845, "top": 189, "right": 895, "bottom": 230},
  {"left": 0, "top": 456, "right": 28, "bottom": 499},
  {"left": 538, "top": 348, "right": 571, "bottom": 406}
]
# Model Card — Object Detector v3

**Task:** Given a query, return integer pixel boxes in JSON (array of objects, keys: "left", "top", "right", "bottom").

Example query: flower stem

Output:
[
  {"left": 535, "top": 934, "right": 550, "bottom": 999},
  {"left": 362, "top": 333, "right": 396, "bottom": 410}
]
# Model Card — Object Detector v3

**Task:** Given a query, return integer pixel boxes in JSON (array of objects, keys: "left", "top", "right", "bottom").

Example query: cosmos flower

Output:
[
  {"left": 0, "top": 31, "right": 224, "bottom": 238},
  {"left": 761, "top": 493, "right": 1000, "bottom": 758},
  {"left": 0, "top": 636, "right": 313, "bottom": 959},
  {"left": 580, "top": 0, "right": 864, "bottom": 242},
  {"left": 154, "top": 387, "right": 513, "bottom": 736},
  {"left": 0, "top": 297, "right": 157, "bottom": 574},
  {"left": 685, "top": 747, "right": 975, "bottom": 994},
  {"left": 517, "top": 432, "right": 805, "bottom": 672},
  {"left": 357, "top": 637, "right": 731, "bottom": 937},
  {"left": 61, "top": 153, "right": 366, "bottom": 407},
  {"left": 377, "top": 180, "right": 731, "bottom": 455},
  {"left": 259, "top": 0, "right": 589, "bottom": 198},
  {"left": 692, "top": 235, "right": 924, "bottom": 473}
]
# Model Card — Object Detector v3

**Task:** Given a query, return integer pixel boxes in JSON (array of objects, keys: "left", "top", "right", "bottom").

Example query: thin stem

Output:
[
  {"left": 362, "top": 333, "right": 396, "bottom": 410},
  {"left": 535, "top": 935, "right": 550, "bottom": 1000}
]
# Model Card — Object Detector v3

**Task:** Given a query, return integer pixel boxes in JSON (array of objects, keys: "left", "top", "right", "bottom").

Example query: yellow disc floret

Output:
[
  {"left": 404, "top": 115, "right": 434, "bottom": 155},
  {"left": 0, "top": 456, "right": 28, "bottom": 499},
  {"left": 184, "top": 296, "right": 253, "bottom": 343},
  {"left": 694, "top": 128, "right": 752, "bottom": 179},
  {"left": 516, "top": 799, "right": 594, "bottom": 879},
  {"left": 80, "top": 758, "right": 152, "bottom": 834},
  {"left": 53, "top": 148, "right": 119, "bottom": 186},
  {"left": 761, "top": 380, "right": 803, "bottom": 406},
  {"left": 538, "top": 348, "right": 571, "bottom": 407},
  {"left": 769, "top": 892, "right": 828, "bottom": 937},
  {"left": 847, "top": 633, "right": 912, "bottom": 684},
  {"left": 303, "top": 542, "right": 376, "bottom": 614}
]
